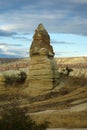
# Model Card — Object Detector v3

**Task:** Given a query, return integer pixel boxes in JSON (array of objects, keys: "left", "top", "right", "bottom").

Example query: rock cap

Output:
[{"left": 30, "top": 24, "right": 54, "bottom": 57}]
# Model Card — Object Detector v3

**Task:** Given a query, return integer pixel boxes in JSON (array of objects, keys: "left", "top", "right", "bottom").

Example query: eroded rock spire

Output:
[
  {"left": 28, "top": 24, "right": 59, "bottom": 96},
  {"left": 37, "top": 23, "right": 45, "bottom": 30},
  {"left": 30, "top": 23, "right": 54, "bottom": 57}
]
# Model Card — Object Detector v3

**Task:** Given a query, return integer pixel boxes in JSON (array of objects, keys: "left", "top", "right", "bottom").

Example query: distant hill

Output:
[
  {"left": 55, "top": 56, "right": 87, "bottom": 64},
  {"left": 0, "top": 56, "right": 87, "bottom": 64},
  {"left": 0, "top": 56, "right": 87, "bottom": 77},
  {"left": 0, "top": 53, "right": 23, "bottom": 59},
  {"left": 0, "top": 58, "right": 19, "bottom": 64},
  {"left": 0, "top": 57, "right": 28, "bottom": 64}
]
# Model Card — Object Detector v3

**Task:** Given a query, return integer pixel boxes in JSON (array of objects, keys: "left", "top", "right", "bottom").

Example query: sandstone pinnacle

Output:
[
  {"left": 37, "top": 23, "right": 45, "bottom": 30},
  {"left": 27, "top": 24, "right": 59, "bottom": 96},
  {"left": 30, "top": 24, "right": 54, "bottom": 57}
]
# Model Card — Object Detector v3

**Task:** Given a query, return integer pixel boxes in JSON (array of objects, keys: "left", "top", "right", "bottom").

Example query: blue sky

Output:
[{"left": 0, "top": 0, "right": 87, "bottom": 58}]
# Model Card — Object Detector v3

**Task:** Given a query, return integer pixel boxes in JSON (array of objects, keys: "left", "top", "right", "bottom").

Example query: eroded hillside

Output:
[
  {"left": 0, "top": 57, "right": 87, "bottom": 128},
  {"left": 0, "top": 57, "right": 87, "bottom": 77}
]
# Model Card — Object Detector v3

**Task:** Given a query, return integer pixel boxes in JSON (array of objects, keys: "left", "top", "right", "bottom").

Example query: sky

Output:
[{"left": 0, "top": 0, "right": 87, "bottom": 58}]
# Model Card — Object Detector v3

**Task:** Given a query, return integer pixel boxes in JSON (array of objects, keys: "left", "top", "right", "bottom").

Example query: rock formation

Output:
[
  {"left": 28, "top": 24, "right": 59, "bottom": 94},
  {"left": 30, "top": 24, "right": 54, "bottom": 58}
]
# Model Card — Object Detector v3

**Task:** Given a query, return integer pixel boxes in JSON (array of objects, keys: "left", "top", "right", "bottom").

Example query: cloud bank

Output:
[
  {"left": 0, "top": 0, "right": 87, "bottom": 58},
  {"left": 0, "top": 0, "right": 87, "bottom": 35}
]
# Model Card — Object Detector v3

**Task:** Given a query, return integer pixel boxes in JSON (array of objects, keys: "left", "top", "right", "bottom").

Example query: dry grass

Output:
[
  {"left": 26, "top": 75, "right": 87, "bottom": 128},
  {"left": 32, "top": 110, "right": 87, "bottom": 128},
  {"left": 27, "top": 76, "right": 87, "bottom": 113},
  {"left": 0, "top": 67, "right": 87, "bottom": 128}
]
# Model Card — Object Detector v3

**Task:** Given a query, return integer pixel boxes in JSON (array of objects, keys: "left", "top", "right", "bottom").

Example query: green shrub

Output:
[
  {"left": 4, "top": 71, "right": 27, "bottom": 86},
  {"left": 0, "top": 106, "right": 48, "bottom": 130}
]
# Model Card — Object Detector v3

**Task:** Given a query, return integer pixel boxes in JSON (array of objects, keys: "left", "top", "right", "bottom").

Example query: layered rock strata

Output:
[{"left": 28, "top": 24, "right": 59, "bottom": 92}]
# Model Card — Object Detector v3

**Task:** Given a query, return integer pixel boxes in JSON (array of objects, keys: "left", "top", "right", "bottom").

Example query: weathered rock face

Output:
[
  {"left": 30, "top": 24, "right": 54, "bottom": 58},
  {"left": 28, "top": 24, "right": 59, "bottom": 94}
]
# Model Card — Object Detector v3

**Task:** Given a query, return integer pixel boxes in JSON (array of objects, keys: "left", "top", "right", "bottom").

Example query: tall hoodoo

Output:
[
  {"left": 30, "top": 24, "right": 54, "bottom": 57},
  {"left": 28, "top": 24, "right": 59, "bottom": 94}
]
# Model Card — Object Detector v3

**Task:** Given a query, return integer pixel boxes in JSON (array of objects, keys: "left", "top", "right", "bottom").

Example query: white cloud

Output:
[
  {"left": 0, "top": 45, "right": 16, "bottom": 55},
  {"left": 69, "top": 0, "right": 87, "bottom": 4},
  {"left": 0, "top": 25, "right": 16, "bottom": 31},
  {"left": 0, "top": 0, "right": 87, "bottom": 36},
  {"left": 0, "top": 11, "right": 65, "bottom": 32},
  {"left": 0, "top": 45, "right": 8, "bottom": 52},
  {"left": 0, "top": 44, "right": 24, "bottom": 57}
]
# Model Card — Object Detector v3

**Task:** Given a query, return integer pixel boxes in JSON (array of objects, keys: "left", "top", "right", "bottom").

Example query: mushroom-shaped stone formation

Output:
[
  {"left": 30, "top": 24, "right": 54, "bottom": 58},
  {"left": 27, "top": 24, "right": 59, "bottom": 96}
]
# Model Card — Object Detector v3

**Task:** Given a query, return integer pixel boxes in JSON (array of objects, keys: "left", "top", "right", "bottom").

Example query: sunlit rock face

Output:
[
  {"left": 28, "top": 24, "right": 59, "bottom": 93},
  {"left": 30, "top": 24, "right": 54, "bottom": 58}
]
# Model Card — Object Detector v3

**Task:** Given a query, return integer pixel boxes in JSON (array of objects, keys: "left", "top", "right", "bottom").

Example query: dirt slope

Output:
[{"left": 0, "top": 57, "right": 87, "bottom": 128}]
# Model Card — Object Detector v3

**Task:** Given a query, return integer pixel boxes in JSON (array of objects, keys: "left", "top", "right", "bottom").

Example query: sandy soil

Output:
[{"left": 30, "top": 102, "right": 87, "bottom": 115}]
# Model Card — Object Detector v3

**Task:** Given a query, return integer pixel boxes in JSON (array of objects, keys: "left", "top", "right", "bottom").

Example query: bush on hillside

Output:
[
  {"left": 4, "top": 71, "right": 27, "bottom": 86},
  {"left": 0, "top": 105, "right": 48, "bottom": 130}
]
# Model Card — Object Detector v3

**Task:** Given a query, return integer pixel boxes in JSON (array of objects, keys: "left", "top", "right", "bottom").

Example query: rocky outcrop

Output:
[
  {"left": 28, "top": 24, "right": 59, "bottom": 95},
  {"left": 30, "top": 24, "right": 54, "bottom": 58}
]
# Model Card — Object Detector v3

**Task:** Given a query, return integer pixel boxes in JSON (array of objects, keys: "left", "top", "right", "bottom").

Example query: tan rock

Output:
[
  {"left": 30, "top": 24, "right": 54, "bottom": 57},
  {"left": 27, "top": 24, "right": 59, "bottom": 96}
]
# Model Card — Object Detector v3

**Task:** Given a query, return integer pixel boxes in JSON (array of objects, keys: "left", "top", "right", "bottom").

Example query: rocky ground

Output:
[
  {"left": 0, "top": 57, "right": 87, "bottom": 128},
  {"left": 0, "top": 74, "right": 87, "bottom": 128}
]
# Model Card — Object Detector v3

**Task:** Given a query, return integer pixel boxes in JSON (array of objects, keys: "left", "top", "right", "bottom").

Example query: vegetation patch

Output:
[
  {"left": 0, "top": 105, "right": 49, "bottom": 130},
  {"left": 32, "top": 110, "right": 87, "bottom": 128},
  {"left": 4, "top": 71, "right": 27, "bottom": 87}
]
